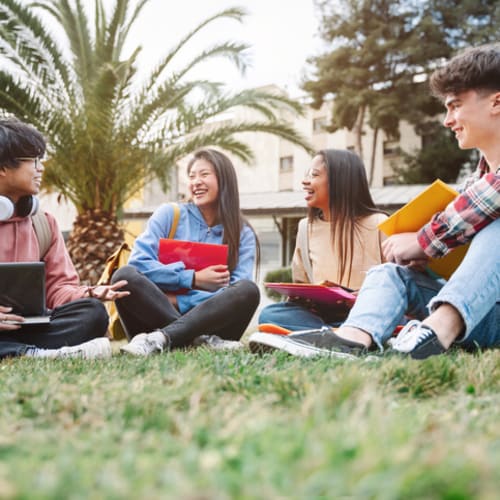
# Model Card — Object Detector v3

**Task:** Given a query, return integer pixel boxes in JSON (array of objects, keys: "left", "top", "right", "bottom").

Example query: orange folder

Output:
[
  {"left": 158, "top": 239, "right": 228, "bottom": 270},
  {"left": 378, "top": 179, "right": 469, "bottom": 280}
]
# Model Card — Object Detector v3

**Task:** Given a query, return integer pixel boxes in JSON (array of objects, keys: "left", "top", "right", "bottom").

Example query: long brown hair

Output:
[
  {"left": 187, "top": 148, "right": 260, "bottom": 273},
  {"left": 308, "top": 149, "right": 384, "bottom": 284}
]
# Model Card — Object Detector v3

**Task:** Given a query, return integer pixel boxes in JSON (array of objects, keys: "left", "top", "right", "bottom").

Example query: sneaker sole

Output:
[{"left": 248, "top": 332, "right": 358, "bottom": 360}]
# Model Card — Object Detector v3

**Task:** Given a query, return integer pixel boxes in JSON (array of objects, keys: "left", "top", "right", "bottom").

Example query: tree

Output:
[
  {"left": 304, "top": 0, "right": 499, "bottom": 185},
  {"left": 0, "top": 0, "right": 311, "bottom": 283}
]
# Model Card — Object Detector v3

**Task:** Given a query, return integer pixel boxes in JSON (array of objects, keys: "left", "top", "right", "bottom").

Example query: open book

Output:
[
  {"left": 158, "top": 239, "right": 228, "bottom": 270},
  {"left": 378, "top": 179, "right": 469, "bottom": 280},
  {"left": 265, "top": 282, "right": 356, "bottom": 305}
]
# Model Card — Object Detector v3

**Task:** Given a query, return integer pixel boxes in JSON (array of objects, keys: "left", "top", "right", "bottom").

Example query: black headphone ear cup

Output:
[
  {"left": 15, "top": 195, "right": 38, "bottom": 217},
  {"left": 0, "top": 195, "right": 15, "bottom": 221}
]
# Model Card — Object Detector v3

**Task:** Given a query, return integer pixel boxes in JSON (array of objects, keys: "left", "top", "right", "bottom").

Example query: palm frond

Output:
[{"left": 141, "top": 7, "right": 247, "bottom": 94}]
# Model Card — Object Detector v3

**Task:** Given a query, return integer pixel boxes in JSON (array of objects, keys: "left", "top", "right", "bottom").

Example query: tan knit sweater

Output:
[{"left": 292, "top": 213, "right": 388, "bottom": 290}]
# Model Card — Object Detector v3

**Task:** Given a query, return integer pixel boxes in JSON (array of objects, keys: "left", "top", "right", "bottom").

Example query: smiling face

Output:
[
  {"left": 443, "top": 89, "right": 499, "bottom": 152},
  {"left": 0, "top": 158, "right": 43, "bottom": 202},
  {"left": 302, "top": 154, "right": 330, "bottom": 216},
  {"left": 188, "top": 158, "right": 219, "bottom": 212}
]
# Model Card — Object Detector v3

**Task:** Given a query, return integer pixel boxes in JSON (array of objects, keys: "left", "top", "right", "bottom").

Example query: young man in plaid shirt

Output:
[{"left": 249, "top": 43, "right": 500, "bottom": 360}]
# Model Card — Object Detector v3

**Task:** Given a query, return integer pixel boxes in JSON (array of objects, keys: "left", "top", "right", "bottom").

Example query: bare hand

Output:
[
  {"left": 382, "top": 232, "right": 427, "bottom": 265},
  {"left": 0, "top": 305, "right": 23, "bottom": 330},
  {"left": 88, "top": 280, "right": 130, "bottom": 301},
  {"left": 194, "top": 265, "right": 230, "bottom": 292}
]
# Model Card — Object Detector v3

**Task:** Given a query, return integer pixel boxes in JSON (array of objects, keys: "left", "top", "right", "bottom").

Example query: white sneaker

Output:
[
  {"left": 120, "top": 331, "right": 167, "bottom": 357},
  {"left": 56, "top": 337, "right": 112, "bottom": 359},
  {"left": 193, "top": 335, "right": 244, "bottom": 351}
]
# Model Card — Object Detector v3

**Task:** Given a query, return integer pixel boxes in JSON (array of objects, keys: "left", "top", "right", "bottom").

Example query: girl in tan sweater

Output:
[{"left": 259, "top": 149, "right": 387, "bottom": 332}]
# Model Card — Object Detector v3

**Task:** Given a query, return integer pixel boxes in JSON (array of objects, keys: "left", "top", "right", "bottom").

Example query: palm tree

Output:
[{"left": 0, "top": 0, "right": 311, "bottom": 283}]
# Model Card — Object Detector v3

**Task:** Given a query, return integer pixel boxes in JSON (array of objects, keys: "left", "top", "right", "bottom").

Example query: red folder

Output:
[
  {"left": 158, "top": 239, "right": 228, "bottom": 270},
  {"left": 265, "top": 282, "right": 356, "bottom": 305}
]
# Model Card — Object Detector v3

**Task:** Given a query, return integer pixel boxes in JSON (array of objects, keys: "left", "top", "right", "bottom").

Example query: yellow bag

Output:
[
  {"left": 98, "top": 203, "right": 181, "bottom": 340},
  {"left": 97, "top": 242, "right": 131, "bottom": 340}
]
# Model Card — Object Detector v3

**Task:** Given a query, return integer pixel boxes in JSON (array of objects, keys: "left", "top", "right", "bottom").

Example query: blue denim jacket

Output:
[{"left": 129, "top": 202, "right": 256, "bottom": 313}]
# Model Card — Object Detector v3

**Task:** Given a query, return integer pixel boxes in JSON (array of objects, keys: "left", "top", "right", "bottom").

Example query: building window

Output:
[
  {"left": 346, "top": 145, "right": 355, "bottom": 152},
  {"left": 383, "top": 140, "right": 400, "bottom": 157},
  {"left": 279, "top": 156, "right": 293, "bottom": 172},
  {"left": 312, "top": 117, "right": 327, "bottom": 133}
]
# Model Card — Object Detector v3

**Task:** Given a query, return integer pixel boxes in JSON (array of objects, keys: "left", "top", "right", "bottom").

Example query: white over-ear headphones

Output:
[{"left": 0, "top": 195, "right": 39, "bottom": 221}]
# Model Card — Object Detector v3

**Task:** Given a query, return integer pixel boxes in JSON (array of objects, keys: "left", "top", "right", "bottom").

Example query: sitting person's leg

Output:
[
  {"left": 112, "top": 265, "right": 181, "bottom": 339},
  {"left": 421, "top": 218, "right": 500, "bottom": 350},
  {"left": 259, "top": 301, "right": 329, "bottom": 331},
  {"left": 165, "top": 279, "right": 260, "bottom": 348},
  {"left": 247, "top": 264, "right": 444, "bottom": 359},
  {"left": 338, "top": 263, "right": 443, "bottom": 349},
  {"left": 0, "top": 298, "right": 109, "bottom": 359},
  {"left": 121, "top": 280, "right": 260, "bottom": 355}
]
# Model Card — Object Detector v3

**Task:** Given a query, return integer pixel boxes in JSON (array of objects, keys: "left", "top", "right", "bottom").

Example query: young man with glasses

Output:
[
  {"left": 249, "top": 43, "right": 500, "bottom": 360},
  {"left": 0, "top": 118, "right": 129, "bottom": 359}
]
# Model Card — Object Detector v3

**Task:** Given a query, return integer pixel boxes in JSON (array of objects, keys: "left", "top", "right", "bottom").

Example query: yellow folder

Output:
[{"left": 378, "top": 179, "right": 469, "bottom": 280}]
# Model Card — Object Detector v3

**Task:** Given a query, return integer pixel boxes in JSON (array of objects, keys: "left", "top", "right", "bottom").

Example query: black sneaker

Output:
[
  {"left": 248, "top": 326, "right": 369, "bottom": 359},
  {"left": 391, "top": 320, "right": 446, "bottom": 360}
]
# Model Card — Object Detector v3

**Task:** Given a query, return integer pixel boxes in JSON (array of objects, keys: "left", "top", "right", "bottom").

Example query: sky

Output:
[{"left": 120, "top": 0, "right": 320, "bottom": 96}]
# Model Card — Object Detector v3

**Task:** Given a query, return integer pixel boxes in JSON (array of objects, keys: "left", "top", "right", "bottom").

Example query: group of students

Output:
[{"left": 0, "top": 43, "right": 499, "bottom": 361}]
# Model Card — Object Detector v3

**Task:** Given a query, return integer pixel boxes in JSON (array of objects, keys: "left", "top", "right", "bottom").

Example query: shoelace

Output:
[{"left": 392, "top": 320, "right": 423, "bottom": 351}]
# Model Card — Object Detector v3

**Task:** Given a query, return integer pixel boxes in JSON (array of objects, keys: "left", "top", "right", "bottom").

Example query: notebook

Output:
[
  {"left": 158, "top": 239, "right": 228, "bottom": 270},
  {"left": 378, "top": 179, "right": 469, "bottom": 280},
  {"left": 265, "top": 282, "right": 357, "bottom": 305},
  {"left": 0, "top": 262, "right": 51, "bottom": 324}
]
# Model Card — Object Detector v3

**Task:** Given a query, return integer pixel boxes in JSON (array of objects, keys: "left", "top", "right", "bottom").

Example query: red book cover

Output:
[
  {"left": 158, "top": 239, "right": 228, "bottom": 270},
  {"left": 265, "top": 282, "right": 356, "bottom": 305}
]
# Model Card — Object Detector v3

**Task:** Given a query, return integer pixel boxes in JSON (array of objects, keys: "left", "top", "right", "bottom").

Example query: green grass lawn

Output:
[{"left": 0, "top": 346, "right": 498, "bottom": 499}]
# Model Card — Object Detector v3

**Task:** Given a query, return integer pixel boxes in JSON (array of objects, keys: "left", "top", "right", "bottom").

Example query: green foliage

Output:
[
  {"left": 263, "top": 266, "right": 292, "bottom": 301},
  {"left": 0, "top": 0, "right": 311, "bottom": 215},
  {"left": 394, "top": 121, "right": 476, "bottom": 184},
  {"left": 0, "top": 348, "right": 498, "bottom": 497}
]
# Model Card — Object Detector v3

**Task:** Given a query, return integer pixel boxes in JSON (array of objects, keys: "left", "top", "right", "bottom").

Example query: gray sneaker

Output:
[
  {"left": 120, "top": 331, "right": 167, "bottom": 357},
  {"left": 248, "top": 327, "right": 367, "bottom": 359},
  {"left": 57, "top": 337, "right": 112, "bottom": 359},
  {"left": 192, "top": 335, "right": 244, "bottom": 351}
]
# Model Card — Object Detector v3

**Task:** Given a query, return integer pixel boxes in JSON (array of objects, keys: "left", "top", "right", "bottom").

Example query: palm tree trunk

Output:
[{"left": 66, "top": 209, "right": 125, "bottom": 285}]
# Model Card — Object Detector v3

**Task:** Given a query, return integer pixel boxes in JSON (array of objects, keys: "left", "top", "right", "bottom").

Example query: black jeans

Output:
[
  {"left": 0, "top": 298, "right": 108, "bottom": 359},
  {"left": 112, "top": 265, "right": 260, "bottom": 348}
]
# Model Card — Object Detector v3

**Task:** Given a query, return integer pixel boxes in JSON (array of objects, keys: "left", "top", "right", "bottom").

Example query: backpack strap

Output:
[
  {"left": 32, "top": 211, "right": 52, "bottom": 260},
  {"left": 296, "top": 218, "right": 313, "bottom": 283},
  {"left": 168, "top": 202, "right": 180, "bottom": 238}
]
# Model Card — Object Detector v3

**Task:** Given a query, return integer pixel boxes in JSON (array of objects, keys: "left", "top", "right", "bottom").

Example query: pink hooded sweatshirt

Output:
[{"left": 0, "top": 212, "right": 86, "bottom": 309}]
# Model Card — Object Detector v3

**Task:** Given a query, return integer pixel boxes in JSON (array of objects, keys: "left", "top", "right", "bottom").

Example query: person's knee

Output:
[
  {"left": 233, "top": 279, "right": 260, "bottom": 307},
  {"left": 259, "top": 303, "right": 280, "bottom": 323},
  {"left": 111, "top": 265, "right": 139, "bottom": 286}
]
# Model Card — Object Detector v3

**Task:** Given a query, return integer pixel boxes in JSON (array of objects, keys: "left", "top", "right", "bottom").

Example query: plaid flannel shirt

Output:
[{"left": 418, "top": 157, "right": 500, "bottom": 258}]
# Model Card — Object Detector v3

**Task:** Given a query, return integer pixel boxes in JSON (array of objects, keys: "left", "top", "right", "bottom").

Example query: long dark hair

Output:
[
  {"left": 187, "top": 148, "right": 260, "bottom": 273},
  {"left": 308, "top": 149, "right": 383, "bottom": 284}
]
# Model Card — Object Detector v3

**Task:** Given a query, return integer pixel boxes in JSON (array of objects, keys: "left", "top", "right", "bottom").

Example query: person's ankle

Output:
[
  {"left": 335, "top": 326, "right": 372, "bottom": 348},
  {"left": 424, "top": 304, "right": 464, "bottom": 349}
]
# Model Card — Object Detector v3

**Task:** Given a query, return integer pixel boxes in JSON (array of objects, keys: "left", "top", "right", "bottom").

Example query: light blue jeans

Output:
[
  {"left": 343, "top": 219, "right": 500, "bottom": 350},
  {"left": 259, "top": 300, "right": 346, "bottom": 331}
]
